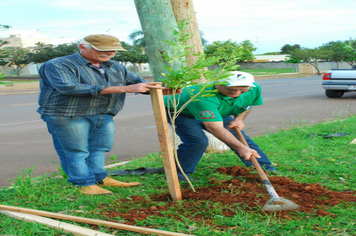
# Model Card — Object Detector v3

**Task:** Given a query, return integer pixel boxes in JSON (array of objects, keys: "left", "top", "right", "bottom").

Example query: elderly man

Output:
[
  {"left": 164, "top": 71, "right": 276, "bottom": 181},
  {"left": 38, "top": 34, "right": 166, "bottom": 195}
]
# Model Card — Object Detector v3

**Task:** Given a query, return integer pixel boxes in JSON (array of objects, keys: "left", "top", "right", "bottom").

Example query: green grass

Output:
[
  {"left": 0, "top": 116, "right": 355, "bottom": 235},
  {"left": 242, "top": 68, "right": 296, "bottom": 76},
  {"left": 0, "top": 81, "right": 13, "bottom": 85}
]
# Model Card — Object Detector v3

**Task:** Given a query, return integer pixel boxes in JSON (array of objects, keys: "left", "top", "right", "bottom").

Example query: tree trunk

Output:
[
  {"left": 134, "top": 0, "right": 180, "bottom": 81},
  {"left": 171, "top": 0, "right": 225, "bottom": 151},
  {"left": 0, "top": 61, "right": 12, "bottom": 75},
  {"left": 171, "top": 0, "right": 206, "bottom": 83},
  {"left": 170, "top": 1, "right": 202, "bottom": 66},
  {"left": 310, "top": 61, "right": 321, "bottom": 75},
  {"left": 134, "top": 0, "right": 227, "bottom": 154}
]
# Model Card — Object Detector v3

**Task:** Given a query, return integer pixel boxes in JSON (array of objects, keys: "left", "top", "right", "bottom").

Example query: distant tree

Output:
[
  {"left": 261, "top": 52, "right": 281, "bottom": 55},
  {"left": 0, "top": 36, "right": 33, "bottom": 76},
  {"left": 129, "top": 29, "right": 208, "bottom": 49},
  {"left": 320, "top": 41, "right": 351, "bottom": 67},
  {"left": 29, "top": 42, "right": 79, "bottom": 63},
  {"left": 239, "top": 40, "right": 256, "bottom": 61},
  {"left": 281, "top": 44, "right": 301, "bottom": 54},
  {"left": 128, "top": 30, "right": 146, "bottom": 48},
  {"left": 27, "top": 43, "right": 56, "bottom": 63},
  {"left": 0, "top": 39, "right": 9, "bottom": 48},
  {"left": 28, "top": 41, "right": 148, "bottom": 73},
  {"left": 9, "top": 48, "right": 32, "bottom": 77},
  {"left": 204, "top": 39, "right": 256, "bottom": 63},
  {"left": 112, "top": 41, "right": 148, "bottom": 73},
  {"left": 0, "top": 24, "right": 11, "bottom": 30},
  {"left": 0, "top": 47, "right": 32, "bottom": 77},
  {"left": 342, "top": 39, "right": 356, "bottom": 67},
  {"left": 54, "top": 43, "right": 79, "bottom": 57},
  {"left": 199, "top": 31, "right": 208, "bottom": 47},
  {"left": 289, "top": 47, "right": 332, "bottom": 75}
]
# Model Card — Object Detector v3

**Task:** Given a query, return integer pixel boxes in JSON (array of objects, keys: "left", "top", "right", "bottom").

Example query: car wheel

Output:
[{"left": 325, "top": 90, "right": 345, "bottom": 98}]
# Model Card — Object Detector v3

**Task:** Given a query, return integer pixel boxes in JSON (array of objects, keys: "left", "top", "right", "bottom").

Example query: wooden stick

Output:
[
  {"left": 1, "top": 210, "right": 113, "bottom": 236},
  {"left": 0, "top": 205, "right": 192, "bottom": 236},
  {"left": 149, "top": 86, "right": 182, "bottom": 201},
  {"left": 233, "top": 127, "right": 269, "bottom": 180}
]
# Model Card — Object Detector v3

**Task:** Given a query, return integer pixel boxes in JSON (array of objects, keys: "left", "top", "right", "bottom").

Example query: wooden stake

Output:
[
  {"left": 0, "top": 205, "right": 192, "bottom": 236},
  {"left": 149, "top": 86, "right": 182, "bottom": 201}
]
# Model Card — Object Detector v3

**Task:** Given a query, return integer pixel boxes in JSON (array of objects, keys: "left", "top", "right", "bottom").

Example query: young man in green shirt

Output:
[{"left": 164, "top": 71, "right": 276, "bottom": 181}]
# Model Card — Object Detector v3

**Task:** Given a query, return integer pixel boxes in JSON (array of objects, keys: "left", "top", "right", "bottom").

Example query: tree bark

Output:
[
  {"left": 0, "top": 61, "right": 12, "bottom": 75},
  {"left": 170, "top": 0, "right": 203, "bottom": 67},
  {"left": 171, "top": 0, "right": 206, "bottom": 83},
  {"left": 134, "top": 0, "right": 180, "bottom": 81}
]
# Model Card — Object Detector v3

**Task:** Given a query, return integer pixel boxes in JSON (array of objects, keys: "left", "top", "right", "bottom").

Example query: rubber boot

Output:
[
  {"left": 100, "top": 177, "right": 142, "bottom": 187},
  {"left": 80, "top": 185, "right": 113, "bottom": 195}
]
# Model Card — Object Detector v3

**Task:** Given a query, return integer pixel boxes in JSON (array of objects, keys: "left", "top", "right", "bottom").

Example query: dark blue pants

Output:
[{"left": 168, "top": 112, "right": 276, "bottom": 176}]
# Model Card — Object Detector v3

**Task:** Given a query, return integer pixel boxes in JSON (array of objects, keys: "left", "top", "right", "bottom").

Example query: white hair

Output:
[{"left": 78, "top": 39, "right": 93, "bottom": 50}]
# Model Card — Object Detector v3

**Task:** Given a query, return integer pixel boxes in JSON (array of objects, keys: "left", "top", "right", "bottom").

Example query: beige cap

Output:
[{"left": 83, "top": 34, "right": 126, "bottom": 51}]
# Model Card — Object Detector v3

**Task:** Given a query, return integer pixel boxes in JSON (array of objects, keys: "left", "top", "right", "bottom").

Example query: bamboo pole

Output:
[
  {"left": 149, "top": 86, "right": 182, "bottom": 201},
  {"left": 0, "top": 210, "right": 114, "bottom": 236},
  {"left": 0, "top": 205, "right": 192, "bottom": 236}
]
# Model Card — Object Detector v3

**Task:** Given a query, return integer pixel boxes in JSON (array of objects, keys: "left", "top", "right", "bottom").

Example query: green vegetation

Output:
[
  {"left": 241, "top": 68, "right": 295, "bottom": 76},
  {"left": 1, "top": 115, "right": 355, "bottom": 235}
]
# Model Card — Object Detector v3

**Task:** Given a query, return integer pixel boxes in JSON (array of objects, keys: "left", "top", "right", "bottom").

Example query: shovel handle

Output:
[
  {"left": 233, "top": 127, "right": 281, "bottom": 200},
  {"left": 233, "top": 127, "right": 268, "bottom": 180}
]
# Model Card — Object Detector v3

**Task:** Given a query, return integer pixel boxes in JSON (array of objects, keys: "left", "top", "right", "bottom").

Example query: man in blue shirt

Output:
[
  {"left": 164, "top": 71, "right": 276, "bottom": 181},
  {"left": 38, "top": 34, "right": 165, "bottom": 195}
]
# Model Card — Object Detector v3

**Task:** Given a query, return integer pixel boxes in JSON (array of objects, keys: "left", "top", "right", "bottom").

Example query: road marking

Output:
[
  {"left": 0, "top": 91, "right": 39, "bottom": 96},
  {"left": 10, "top": 103, "right": 37, "bottom": 107},
  {"left": 289, "top": 90, "right": 322, "bottom": 95},
  {"left": 0, "top": 120, "right": 41, "bottom": 127}
]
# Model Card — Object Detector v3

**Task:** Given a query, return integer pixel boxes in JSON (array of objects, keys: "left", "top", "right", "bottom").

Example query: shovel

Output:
[{"left": 233, "top": 127, "right": 299, "bottom": 211}]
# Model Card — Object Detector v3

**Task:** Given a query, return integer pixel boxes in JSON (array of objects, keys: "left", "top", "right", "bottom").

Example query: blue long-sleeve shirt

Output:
[{"left": 37, "top": 52, "right": 146, "bottom": 116}]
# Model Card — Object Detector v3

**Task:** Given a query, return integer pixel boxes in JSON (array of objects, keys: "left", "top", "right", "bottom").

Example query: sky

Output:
[{"left": 1, "top": 0, "right": 355, "bottom": 54}]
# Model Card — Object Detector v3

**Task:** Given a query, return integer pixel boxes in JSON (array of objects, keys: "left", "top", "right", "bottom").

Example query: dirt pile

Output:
[{"left": 101, "top": 166, "right": 356, "bottom": 224}]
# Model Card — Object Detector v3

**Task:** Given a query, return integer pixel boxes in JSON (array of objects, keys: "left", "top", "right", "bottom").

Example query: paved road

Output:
[{"left": 0, "top": 76, "right": 355, "bottom": 188}]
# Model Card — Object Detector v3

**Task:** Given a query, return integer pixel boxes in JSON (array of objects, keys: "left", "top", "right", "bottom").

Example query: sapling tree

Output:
[{"left": 160, "top": 20, "right": 240, "bottom": 191}]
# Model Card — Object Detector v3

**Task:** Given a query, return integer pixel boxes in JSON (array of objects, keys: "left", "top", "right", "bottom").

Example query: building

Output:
[
  {"left": 1, "top": 34, "right": 52, "bottom": 49},
  {"left": 251, "top": 54, "right": 290, "bottom": 62}
]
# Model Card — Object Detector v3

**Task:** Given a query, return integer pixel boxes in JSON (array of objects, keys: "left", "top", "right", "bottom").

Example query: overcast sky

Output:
[{"left": 1, "top": 0, "right": 355, "bottom": 54}]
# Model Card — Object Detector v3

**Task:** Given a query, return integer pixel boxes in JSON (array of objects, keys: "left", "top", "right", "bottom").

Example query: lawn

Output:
[
  {"left": 0, "top": 115, "right": 355, "bottom": 235},
  {"left": 242, "top": 68, "right": 296, "bottom": 76}
]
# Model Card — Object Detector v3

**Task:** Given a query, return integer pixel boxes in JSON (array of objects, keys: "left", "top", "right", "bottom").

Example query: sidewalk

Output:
[{"left": 0, "top": 81, "right": 39, "bottom": 95}]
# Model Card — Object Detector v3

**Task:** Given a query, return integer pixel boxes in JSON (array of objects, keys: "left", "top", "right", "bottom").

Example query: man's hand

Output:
[
  {"left": 101, "top": 82, "right": 164, "bottom": 94},
  {"left": 134, "top": 83, "right": 182, "bottom": 95},
  {"left": 227, "top": 110, "right": 251, "bottom": 130},
  {"left": 227, "top": 120, "right": 244, "bottom": 130},
  {"left": 162, "top": 87, "right": 182, "bottom": 95},
  {"left": 238, "top": 146, "right": 261, "bottom": 161},
  {"left": 126, "top": 82, "right": 163, "bottom": 93}
]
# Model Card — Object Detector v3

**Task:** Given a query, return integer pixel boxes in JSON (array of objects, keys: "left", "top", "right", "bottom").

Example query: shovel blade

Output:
[{"left": 262, "top": 198, "right": 299, "bottom": 211}]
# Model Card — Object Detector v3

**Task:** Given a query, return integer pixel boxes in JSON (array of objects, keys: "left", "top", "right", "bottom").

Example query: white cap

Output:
[{"left": 223, "top": 71, "right": 255, "bottom": 87}]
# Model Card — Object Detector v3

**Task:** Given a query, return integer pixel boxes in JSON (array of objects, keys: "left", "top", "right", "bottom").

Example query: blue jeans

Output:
[
  {"left": 42, "top": 114, "right": 115, "bottom": 186},
  {"left": 168, "top": 112, "right": 276, "bottom": 176}
]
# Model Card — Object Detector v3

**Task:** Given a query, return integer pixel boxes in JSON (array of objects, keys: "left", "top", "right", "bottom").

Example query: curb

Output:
[{"left": 0, "top": 82, "right": 39, "bottom": 95}]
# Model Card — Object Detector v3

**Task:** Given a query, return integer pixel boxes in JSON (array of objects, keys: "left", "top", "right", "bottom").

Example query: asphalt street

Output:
[{"left": 0, "top": 75, "right": 355, "bottom": 188}]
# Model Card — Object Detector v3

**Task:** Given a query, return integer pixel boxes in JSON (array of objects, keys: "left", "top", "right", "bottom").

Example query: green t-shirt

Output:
[{"left": 164, "top": 83, "right": 263, "bottom": 122}]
